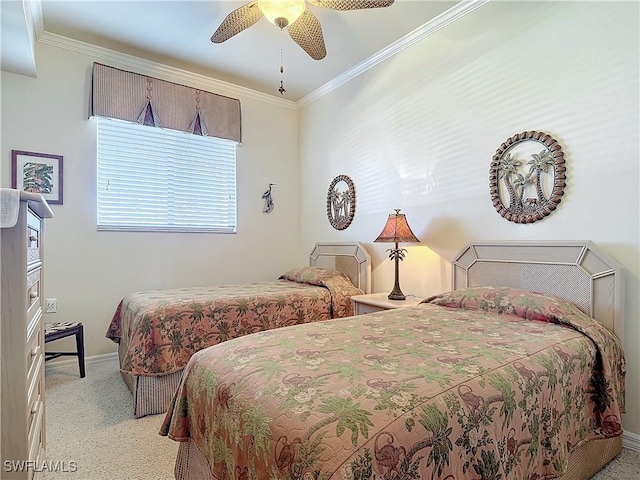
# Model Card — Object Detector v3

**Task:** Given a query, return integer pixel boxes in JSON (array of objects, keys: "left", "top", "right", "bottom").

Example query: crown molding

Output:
[
  {"left": 297, "top": 0, "right": 490, "bottom": 109},
  {"left": 28, "top": 0, "right": 45, "bottom": 40},
  {"left": 32, "top": 0, "right": 485, "bottom": 111},
  {"left": 35, "top": 31, "right": 298, "bottom": 111}
]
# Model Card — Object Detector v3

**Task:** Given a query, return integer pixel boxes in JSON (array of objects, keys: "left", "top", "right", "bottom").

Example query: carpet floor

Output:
[
  {"left": 44, "top": 356, "right": 177, "bottom": 479},
  {"left": 44, "top": 356, "right": 639, "bottom": 480}
]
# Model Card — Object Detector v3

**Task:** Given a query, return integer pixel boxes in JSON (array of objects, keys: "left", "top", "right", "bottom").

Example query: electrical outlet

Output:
[{"left": 45, "top": 298, "right": 57, "bottom": 314}]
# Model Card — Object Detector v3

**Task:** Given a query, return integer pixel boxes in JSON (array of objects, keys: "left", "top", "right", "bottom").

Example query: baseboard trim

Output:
[
  {"left": 623, "top": 430, "right": 640, "bottom": 451},
  {"left": 45, "top": 351, "right": 118, "bottom": 371}
]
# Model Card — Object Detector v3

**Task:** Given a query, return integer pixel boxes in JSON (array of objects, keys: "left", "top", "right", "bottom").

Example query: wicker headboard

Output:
[
  {"left": 309, "top": 242, "right": 372, "bottom": 294},
  {"left": 453, "top": 241, "right": 624, "bottom": 337}
]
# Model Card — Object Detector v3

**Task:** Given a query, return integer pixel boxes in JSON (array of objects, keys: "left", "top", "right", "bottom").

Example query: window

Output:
[{"left": 97, "top": 117, "right": 237, "bottom": 233}]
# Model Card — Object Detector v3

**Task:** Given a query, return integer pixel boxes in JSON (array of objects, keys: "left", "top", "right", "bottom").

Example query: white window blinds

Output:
[{"left": 97, "top": 117, "right": 237, "bottom": 233}]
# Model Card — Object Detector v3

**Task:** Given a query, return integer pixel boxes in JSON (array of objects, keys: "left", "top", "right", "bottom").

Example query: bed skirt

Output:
[
  {"left": 173, "top": 435, "right": 623, "bottom": 480},
  {"left": 119, "top": 342, "right": 183, "bottom": 418}
]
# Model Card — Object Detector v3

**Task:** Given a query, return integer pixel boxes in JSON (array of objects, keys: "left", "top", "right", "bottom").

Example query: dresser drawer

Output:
[
  {"left": 27, "top": 354, "right": 43, "bottom": 434},
  {"left": 27, "top": 209, "right": 41, "bottom": 266},
  {"left": 26, "top": 320, "right": 42, "bottom": 377},
  {"left": 31, "top": 443, "right": 46, "bottom": 480},
  {"left": 28, "top": 398, "right": 44, "bottom": 472},
  {"left": 27, "top": 268, "right": 41, "bottom": 329}
]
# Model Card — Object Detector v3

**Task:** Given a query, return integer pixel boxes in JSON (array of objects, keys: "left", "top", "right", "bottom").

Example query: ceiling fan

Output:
[{"left": 211, "top": 0, "right": 395, "bottom": 61}]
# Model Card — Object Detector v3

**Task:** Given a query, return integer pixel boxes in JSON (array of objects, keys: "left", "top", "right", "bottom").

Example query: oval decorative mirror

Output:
[
  {"left": 326, "top": 174, "right": 356, "bottom": 230},
  {"left": 490, "top": 131, "right": 567, "bottom": 224}
]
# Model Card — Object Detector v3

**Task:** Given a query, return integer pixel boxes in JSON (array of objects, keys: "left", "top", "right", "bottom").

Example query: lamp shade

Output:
[{"left": 374, "top": 209, "right": 420, "bottom": 244}]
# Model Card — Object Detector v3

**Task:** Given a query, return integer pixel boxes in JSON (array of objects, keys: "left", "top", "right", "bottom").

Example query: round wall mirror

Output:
[
  {"left": 490, "top": 131, "right": 566, "bottom": 224},
  {"left": 326, "top": 174, "right": 356, "bottom": 230}
]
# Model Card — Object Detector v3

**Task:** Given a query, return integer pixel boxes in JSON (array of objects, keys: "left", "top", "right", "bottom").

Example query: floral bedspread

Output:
[
  {"left": 161, "top": 287, "right": 625, "bottom": 480},
  {"left": 106, "top": 268, "right": 363, "bottom": 376}
]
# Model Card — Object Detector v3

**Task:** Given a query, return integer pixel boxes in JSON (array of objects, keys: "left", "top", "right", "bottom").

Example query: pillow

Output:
[
  {"left": 280, "top": 267, "right": 363, "bottom": 318},
  {"left": 424, "top": 286, "right": 584, "bottom": 322},
  {"left": 279, "top": 266, "right": 353, "bottom": 287}
]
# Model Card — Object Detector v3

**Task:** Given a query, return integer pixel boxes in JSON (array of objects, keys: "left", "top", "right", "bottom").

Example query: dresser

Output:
[
  {"left": 1, "top": 191, "right": 53, "bottom": 480},
  {"left": 351, "top": 292, "right": 424, "bottom": 315}
]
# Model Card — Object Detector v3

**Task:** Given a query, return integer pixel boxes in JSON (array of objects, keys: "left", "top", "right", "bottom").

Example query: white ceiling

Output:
[{"left": 2, "top": 0, "right": 461, "bottom": 102}]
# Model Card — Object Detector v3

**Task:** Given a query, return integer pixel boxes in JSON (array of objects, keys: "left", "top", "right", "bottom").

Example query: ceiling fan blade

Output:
[
  {"left": 211, "top": 2, "right": 263, "bottom": 43},
  {"left": 288, "top": 10, "right": 327, "bottom": 60},
  {"left": 308, "top": 0, "right": 394, "bottom": 11}
]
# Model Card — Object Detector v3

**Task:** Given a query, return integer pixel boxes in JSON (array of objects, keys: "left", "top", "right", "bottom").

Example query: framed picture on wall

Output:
[{"left": 11, "top": 150, "right": 63, "bottom": 204}]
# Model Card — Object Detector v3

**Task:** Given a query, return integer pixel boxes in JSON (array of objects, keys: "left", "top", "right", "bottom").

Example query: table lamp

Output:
[{"left": 374, "top": 209, "right": 420, "bottom": 300}]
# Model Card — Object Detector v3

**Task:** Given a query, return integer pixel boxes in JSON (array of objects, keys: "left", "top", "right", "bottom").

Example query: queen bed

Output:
[
  {"left": 106, "top": 242, "right": 371, "bottom": 417},
  {"left": 160, "top": 241, "right": 626, "bottom": 480}
]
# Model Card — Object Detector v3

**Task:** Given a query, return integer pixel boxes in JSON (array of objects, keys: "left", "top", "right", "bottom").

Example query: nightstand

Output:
[{"left": 351, "top": 292, "right": 424, "bottom": 315}]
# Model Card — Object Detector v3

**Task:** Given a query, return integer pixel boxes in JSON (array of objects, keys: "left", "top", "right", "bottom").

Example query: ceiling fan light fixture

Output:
[
  {"left": 258, "top": 0, "right": 306, "bottom": 27},
  {"left": 212, "top": 0, "right": 395, "bottom": 62}
]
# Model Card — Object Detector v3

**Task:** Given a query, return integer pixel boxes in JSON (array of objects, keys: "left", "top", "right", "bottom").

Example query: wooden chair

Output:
[{"left": 44, "top": 321, "right": 85, "bottom": 378}]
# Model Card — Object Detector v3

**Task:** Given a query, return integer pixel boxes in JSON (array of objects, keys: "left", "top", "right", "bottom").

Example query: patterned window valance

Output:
[{"left": 90, "top": 63, "right": 242, "bottom": 143}]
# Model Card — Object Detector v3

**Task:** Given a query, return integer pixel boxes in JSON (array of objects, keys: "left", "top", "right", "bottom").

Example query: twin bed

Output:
[
  {"left": 107, "top": 243, "right": 372, "bottom": 417},
  {"left": 156, "top": 241, "right": 626, "bottom": 480}
]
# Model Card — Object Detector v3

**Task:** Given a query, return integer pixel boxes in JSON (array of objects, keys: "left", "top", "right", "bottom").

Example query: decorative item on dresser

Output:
[
  {"left": 351, "top": 292, "right": 424, "bottom": 315},
  {"left": 374, "top": 208, "right": 420, "bottom": 300},
  {"left": 1, "top": 189, "right": 53, "bottom": 480}
]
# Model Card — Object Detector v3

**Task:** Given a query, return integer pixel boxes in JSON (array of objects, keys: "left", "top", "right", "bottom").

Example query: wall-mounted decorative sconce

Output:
[{"left": 374, "top": 209, "right": 420, "bottom": 300}]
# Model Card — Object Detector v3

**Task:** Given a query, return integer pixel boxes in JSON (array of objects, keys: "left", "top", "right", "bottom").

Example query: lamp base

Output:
[
  {"left": 387, "top": 282, "right": 406, "bottom": 301},
  {"left": 388, "top": 247, "right": 406, "bottom": 300},
  {"left": 387, "top": 291, "right": 406, "bottom": 301}
]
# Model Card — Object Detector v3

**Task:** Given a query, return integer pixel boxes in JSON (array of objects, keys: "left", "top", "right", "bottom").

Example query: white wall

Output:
[
  {"left": 298, "top": 1, "right": 640, "bottom": 436},
  {"left": 1, "top": 43, "right": 300, "bottom": 359}
]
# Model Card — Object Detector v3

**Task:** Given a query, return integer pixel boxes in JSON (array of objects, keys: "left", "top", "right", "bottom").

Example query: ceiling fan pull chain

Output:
[{"left": 278, "top": 27, "right": 286, "bottom": 95}]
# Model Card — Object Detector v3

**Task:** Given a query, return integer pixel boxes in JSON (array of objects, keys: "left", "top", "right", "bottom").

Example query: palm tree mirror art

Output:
[
  {"left": 490, "top": 131, "right": 566, "bottom": 224},
  {"left": 327, "top": 174, "right": 356, "bottom": 230}
]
